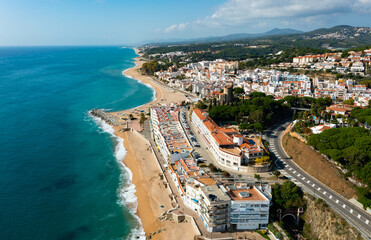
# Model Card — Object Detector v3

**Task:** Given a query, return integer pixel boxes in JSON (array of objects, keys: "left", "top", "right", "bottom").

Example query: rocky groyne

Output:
[{"left": 90, "top": 109, "right": 121, "bottom": 126}]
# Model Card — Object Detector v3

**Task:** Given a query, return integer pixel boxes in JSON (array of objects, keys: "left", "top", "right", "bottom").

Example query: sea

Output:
[{"left": 0, "top": 46, "right": 155, "bottom": 240}]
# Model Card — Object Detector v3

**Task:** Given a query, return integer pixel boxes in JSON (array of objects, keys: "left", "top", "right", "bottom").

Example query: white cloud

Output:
[
  {"left": 164, "top": 23, "right": 189, "bottom": 32},
  {"left": 161, "top": 0, "right": 371, "bottom": 33}
]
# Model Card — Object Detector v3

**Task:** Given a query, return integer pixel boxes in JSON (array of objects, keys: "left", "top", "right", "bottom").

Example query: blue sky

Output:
[{"left": 0, "top": 0, "right": 370, "bottom": 46}]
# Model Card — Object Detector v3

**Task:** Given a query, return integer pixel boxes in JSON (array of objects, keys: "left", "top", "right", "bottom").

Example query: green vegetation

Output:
[
  {"left": 239, "top": 47, "right": 332, "bottom": 68},
  {"left": 255, "top": 156, "right": 271, "bottom": 165},
  {"left": 273, "top": 170, "right": 281, "bottom": 178},
  {"left": 308, "top": 127, "right": 371, "bottom": 208},
  {"left": 233, "top": 87, "right": 244, "bottom": 96},
  {"left": 209, "top": 93, "right": 292, "bottom": 129},
  {"left": 268, "top": 223, "right": 283, "bottom": 240},
  {"left": 343, "top": 99, "right": 354, "bottom": 105},
  {"left": 207, "top": 93, "right": 332, "bottom": 131},
  {"left": 139, "top": 113, "right": 146, "bottom": 126},
  {"left": 360, "top": 79, "right": 371, "bottom": 88},
  {"left": 144, "top": 26, "right": 371, "bottom": 64},
  {"left": 356, "top": 187, "right": 371, "bottom": 209},
  {"left": 272, "top": 181, "right": 306, "bottom": 209},
  {"left": 256, "top": 230, "right": 270, "bottom": 240},
  {"left": 141, "top": 61, "right": 169, "bottom": 75},
  {"left": 351, "top": 108, "right": 371, "bottom": 125}
]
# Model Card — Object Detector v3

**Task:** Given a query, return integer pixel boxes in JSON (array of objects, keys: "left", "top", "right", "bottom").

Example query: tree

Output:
[
  {"left": 254, "top": 174, "right": 261, "bottom": 180},
  {"left": 140, "top": 113, "right": 146, "bottom": 126},
  {"left": 343, "top": 98, "right": 354, "bottom": 105},
  {"left": 129, "top": 114, "right": 135, "bottom": 120},
  {"left": 250, "top": 109, "right": 264, "bottom": 123},
  {"left": 273, "top": 170, "right": 281, "bottom": 178},
  {"left": 255, "top": 156, "right": 270, "bottom": 164},
  {"left": 196, "top": 100, "right": 207, "bottom": 109},
  {"left": 233, "top": 87, "right": 244, "bottom": 96},
  {"left": 222, "top": 171, "right": 230, "bottom": 177}
]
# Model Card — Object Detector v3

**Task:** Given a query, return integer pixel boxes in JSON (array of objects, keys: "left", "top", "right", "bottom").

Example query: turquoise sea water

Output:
[{"left": 0, "top": 46, "right": 153, "bottom": 240}]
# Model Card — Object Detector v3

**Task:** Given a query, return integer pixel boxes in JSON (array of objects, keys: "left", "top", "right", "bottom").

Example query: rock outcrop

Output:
[
  {"left": 302, "top": 195, "right": 362, "bottom": 240},
  {"left": 90, "top": 109, "right": 121, "bottom": 126}
]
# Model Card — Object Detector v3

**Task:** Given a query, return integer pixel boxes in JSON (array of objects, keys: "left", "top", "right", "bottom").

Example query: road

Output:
[{"left": 267, "top": 122, "right": 371, "bottom": 240}]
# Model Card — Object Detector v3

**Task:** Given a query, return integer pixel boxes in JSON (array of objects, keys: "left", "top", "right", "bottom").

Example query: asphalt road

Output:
[{"left": 267, "top": 122, "right": 371, "bottom": 239}]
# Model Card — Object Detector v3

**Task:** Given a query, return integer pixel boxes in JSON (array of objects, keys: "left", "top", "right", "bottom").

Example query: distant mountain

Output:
[
  {"left": 264, "top": 28, "right": 303, "bottom": 36},
  {"left": 142, "top": 25, "right": 371, "bottom": 61},
  {"left": 143, "top": 25, "right": 370, "bottom": 48},
  {"left": 301, "top": 25, "right": 371, "bottom": 40},
  {"left": 145, "top": 28, "right": 303, "bottom": 45}
]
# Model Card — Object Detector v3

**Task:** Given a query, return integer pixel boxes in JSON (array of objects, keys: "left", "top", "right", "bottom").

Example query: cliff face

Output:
[{"left": 302, "top": 195, "right": 362, "bottom": 240}]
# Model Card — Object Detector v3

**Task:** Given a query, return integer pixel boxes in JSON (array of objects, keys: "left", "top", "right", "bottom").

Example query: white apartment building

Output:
[
  {"left": 228, "top": 185, "right": 270, "bottom": 230},
  {"left": 199, "top": 185, "right": 231, "bottom": 232},
  {"left": 191, "top": 108, "right": 264, "bottom": 171},
  {"left": 185, "top": 181, "right": 271, "bottom": 232},
  {"left": 151, "top": 107, "right": 192, "bottom": 163}
]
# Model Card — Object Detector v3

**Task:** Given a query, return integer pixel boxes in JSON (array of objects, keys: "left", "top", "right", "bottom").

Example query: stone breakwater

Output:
[{"left": 90, "top": 109, "right": 121, "bottom": 126}]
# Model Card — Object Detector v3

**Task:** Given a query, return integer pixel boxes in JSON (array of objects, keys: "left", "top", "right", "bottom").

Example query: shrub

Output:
[{"left": 222, "top": 171, "right": 230, "bottom": 177}]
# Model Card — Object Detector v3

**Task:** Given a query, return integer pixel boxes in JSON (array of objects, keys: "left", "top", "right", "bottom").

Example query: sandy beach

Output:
[
  {"left": 110, "top": 49, "right": 194, "bottom": 239},
  {"left": 115, "top": 129, "right": 196, "bottom": 240}
]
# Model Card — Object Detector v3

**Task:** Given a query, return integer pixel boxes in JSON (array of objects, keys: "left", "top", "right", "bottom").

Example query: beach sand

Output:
[
  {"left": 111, "top": 49, "right": 194, "bottom": 239},
  {"left": 115, "top": 129, "right": 196, "bottom": 240}
]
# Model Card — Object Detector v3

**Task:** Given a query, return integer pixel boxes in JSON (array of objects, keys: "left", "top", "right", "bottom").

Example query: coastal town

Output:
[
  {"left": 154, "top": 50, "right": 371, "bottom": 106},
  {"left": 92, "top": 44, "right": 371, "bottom": 240},
  {"left": 4, "top": 2, "right": 371, "bottom": 240}
]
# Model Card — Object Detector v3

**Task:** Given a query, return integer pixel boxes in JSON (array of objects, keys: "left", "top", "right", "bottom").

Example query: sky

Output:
[{"left": 0, "top": 0, "right": 371, "bottom": 46}]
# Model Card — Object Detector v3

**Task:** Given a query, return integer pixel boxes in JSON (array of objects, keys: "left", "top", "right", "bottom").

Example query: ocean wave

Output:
[
  {"left": 122, "top": 71, "right": 157, "bottom": 102},
  {"left": 90, "top": 113, "right": 145, "bottom": 240}
]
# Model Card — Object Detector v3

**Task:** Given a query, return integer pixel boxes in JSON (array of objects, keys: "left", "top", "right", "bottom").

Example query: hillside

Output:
[
  {"left": 146, "top": 28, "right": 303, "bottom": 45},
  {"left": 282, "top": 134, "right": 357, "bottom": 198},
  {"left": 302, "top": 195, "right": 362, "bottom": 240},
  {"left": 142, "top": 25, "right": 371, "bottom": 61}
]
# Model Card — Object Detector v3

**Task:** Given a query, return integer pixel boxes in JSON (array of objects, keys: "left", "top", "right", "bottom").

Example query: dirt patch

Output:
[{"left": 282, "top": 134, "right": 357, "bottom": 199}]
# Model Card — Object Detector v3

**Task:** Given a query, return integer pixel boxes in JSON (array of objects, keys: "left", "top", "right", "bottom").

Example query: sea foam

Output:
[
  {"left": 122, "top": 71, "right": 157, "bottom": 102},
  {"left": 91, "top": 113, "right": 145, "bottom": 240}
]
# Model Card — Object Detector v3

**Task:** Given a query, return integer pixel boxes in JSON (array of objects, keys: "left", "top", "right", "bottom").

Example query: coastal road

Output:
[{"left": 267, "top": 122, "right": 371, "bottom": 240}]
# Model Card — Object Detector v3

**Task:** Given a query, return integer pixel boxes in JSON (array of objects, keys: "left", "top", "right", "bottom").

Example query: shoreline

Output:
[{"left": 104, "top": 48, "right": 194, "bottom": 239}]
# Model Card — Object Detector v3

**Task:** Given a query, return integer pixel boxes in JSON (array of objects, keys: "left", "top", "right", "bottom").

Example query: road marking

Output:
[
  {"left": 343, "top": 204, "right": 346, "bottom": 208},
  {"left": 366, "top": 220, "right": 369, "bottom": 224},
  {"left": 289, "top": 168, "right": 293, "bottom": 170},
  {"left": 317, "top": 187, "right": 321, "bottom": 191},
  {"left": 297, "top": 173, "right": 301, "bottom": 177},
  {"left": 293, "top": 170, "right": 296, "bottom": 173},
  {"left": 302, "top": 177, "right": 305, "bottom": 180},
  {"left": 329, "top": 195, "right": 333, "bottom": 199},
  {"left": 336, "top": 200, "right": 339, "bottom": 203},
  {"left": 357, "top": 214, "right": 361, "bottom": 219},
  {"left": 312, "top": 184, "right": 315, "bottom": 187},
  {"left": 350, "top": 209, "right": 353, "bottom": 213},
  {"left": 307, "top": 180, "right": 310, "bottom": 184},
  {"left": 323, "top": 191, "right": 326, "bottom": 195}
]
